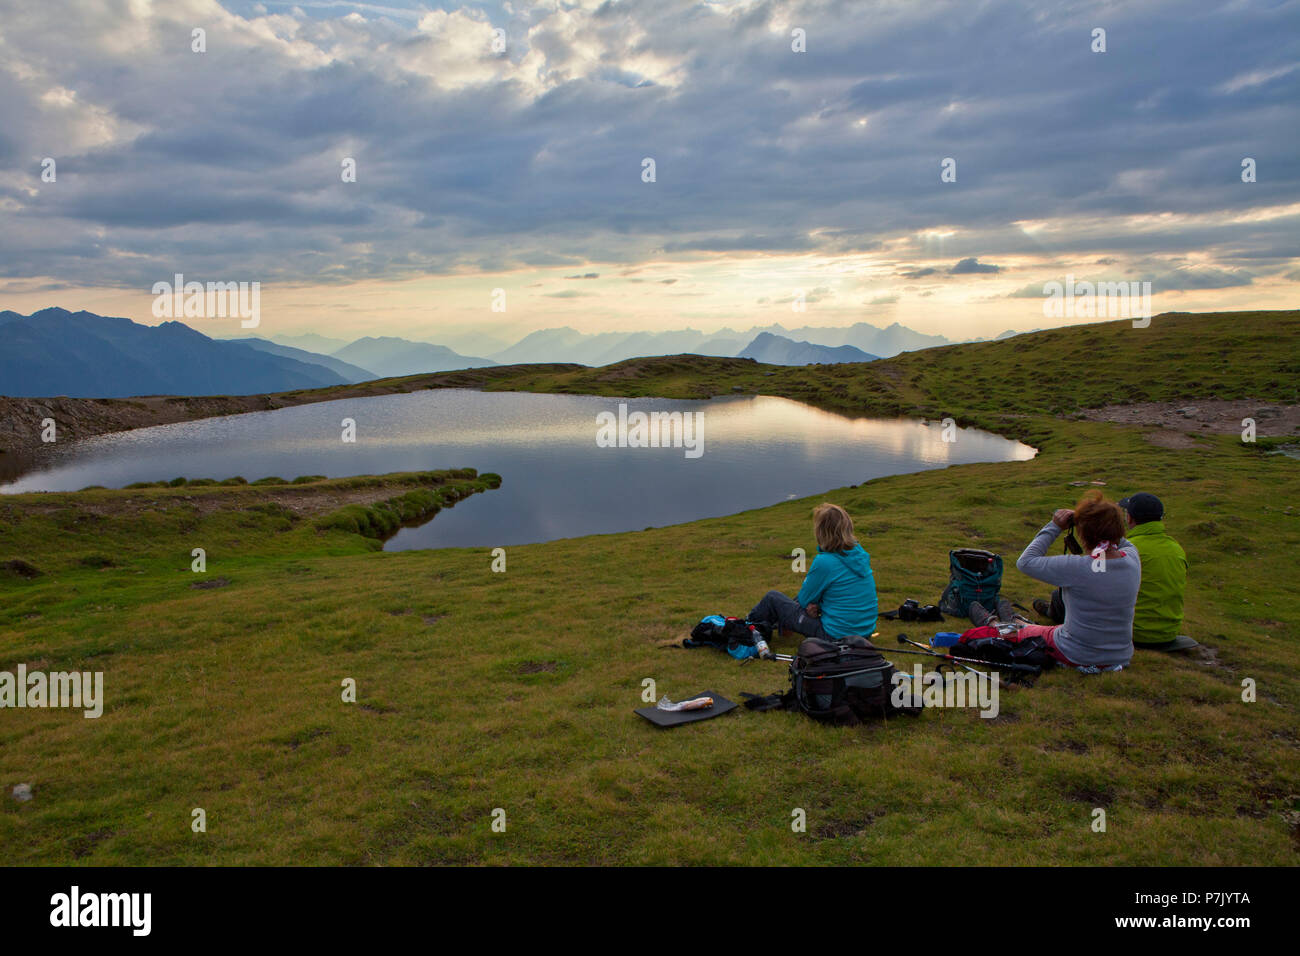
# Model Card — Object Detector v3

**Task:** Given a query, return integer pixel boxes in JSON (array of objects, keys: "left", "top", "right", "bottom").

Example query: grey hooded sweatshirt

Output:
[{"left": 1016, "top": 523, "right": 1140, "bottom": 667}]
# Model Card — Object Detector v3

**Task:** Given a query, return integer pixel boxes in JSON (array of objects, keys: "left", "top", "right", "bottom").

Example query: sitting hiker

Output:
[
  {"left": 1012, "top": 490, "right": 1140, "bottom": 669},
  {"left": 1031, "top": 492, "right": 1195, "bottom": 652},
  {"left": 1119, "top": 492, "right": 1194, "bottom": 652},
  {"left": 748, "top": 502, "right": 878, "bottom": 641}
]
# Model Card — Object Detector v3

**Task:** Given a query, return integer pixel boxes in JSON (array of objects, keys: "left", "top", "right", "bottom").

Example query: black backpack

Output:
[
  {"left": 788, "top": 636, "right": 921, "bottom": 725},
  {"left": 938, "top": 549, "right": 1003, "bottom": 617},
  {"left": 957, "top": 629, "right": 1053, "bottom": 674},
  {"left": 684, "top": 616, "right": 763, "bottom": 654}
]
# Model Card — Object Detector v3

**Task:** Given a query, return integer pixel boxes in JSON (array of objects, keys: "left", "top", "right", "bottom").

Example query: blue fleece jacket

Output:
[{"left": 796, "top": 544, "right": 879, "bottom": 639}]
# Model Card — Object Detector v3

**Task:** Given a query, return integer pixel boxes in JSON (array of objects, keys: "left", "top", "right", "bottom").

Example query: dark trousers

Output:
[
  {"left": 969, "top": 597, "right": 1018, "bottom": 627},
  {"left": 748, "top": 590, "right": 828, "bottom": 639},
  {"left": 1046, "top": 587, "right": 1065, "bottom": 624}
]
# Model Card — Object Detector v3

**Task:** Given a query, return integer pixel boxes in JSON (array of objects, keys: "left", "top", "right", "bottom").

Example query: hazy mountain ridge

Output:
[
  {"left": 230, "top": 337, "right": 377, "bottom": 383},
  {"left": 1, "top": 309, "right": 978, "bottom": 397},
  {"left": 738, "top": 332, "right": 879, "bottom": 365},
  {"left": 0, "top": 308, "right": 350, "bottom": 398},
  {"left": 262, "top": 332, "right": 351, "bottom": 354},
  {"left": 329, "top": 336, "right": 497, "bottom": 378},
  {"left": 486, "top": 320, "right": 949, "bottom": 365}
]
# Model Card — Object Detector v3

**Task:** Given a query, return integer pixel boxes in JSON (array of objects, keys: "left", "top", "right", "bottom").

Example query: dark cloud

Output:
[
  {"left": 1149, "top": 267, "right": 1254, "bottom": 293},
  {"left": 1006, "top": 266, "right": 1255, "bottom": 298},
  {"left": 949, "top": 257, "right": 1000, "bottom": 274}
]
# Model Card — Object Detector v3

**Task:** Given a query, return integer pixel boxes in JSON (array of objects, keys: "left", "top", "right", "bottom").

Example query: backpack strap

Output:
[{"left": 740, "top": 691, "right": 793, "bottom": 712}]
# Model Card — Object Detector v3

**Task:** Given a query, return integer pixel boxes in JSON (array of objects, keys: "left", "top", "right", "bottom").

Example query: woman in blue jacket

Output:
[{"left": 748, "top": 503, "right": 879, "bottom": 640}]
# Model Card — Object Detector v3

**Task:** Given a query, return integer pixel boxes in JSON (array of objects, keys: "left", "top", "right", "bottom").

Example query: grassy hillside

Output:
[{"left": 0, "top": 311, "right": 1297, "bottom": 865}]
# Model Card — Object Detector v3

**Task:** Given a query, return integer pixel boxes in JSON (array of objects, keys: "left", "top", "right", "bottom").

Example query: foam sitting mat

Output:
[{"left": 634, "top": 690, "right": 738, "bottom": 728}]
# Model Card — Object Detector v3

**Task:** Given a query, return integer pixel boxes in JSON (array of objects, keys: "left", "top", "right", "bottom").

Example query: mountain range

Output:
[
  {"left": 0, "top": 308, "right": 352, "bottom": 398},
  {"left": 738, "top": 332, "right": 878, "bottom": 365},
  {"left": 0, "top": 308, "right": 972, "bottom": 398},
  {"left": 329, "top": 336, "right": 496, "bottom": 378},
  {"left": 233, "top": 337, "right": 377, "bottom": 384},
  {"left": 486, "top": 321, "right": 947, "bottom": 365}
]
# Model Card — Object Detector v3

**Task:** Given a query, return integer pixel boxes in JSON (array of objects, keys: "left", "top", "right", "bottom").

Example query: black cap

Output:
[{"left": 1119, "top": 492, "right": 1164, "bottom": 523}]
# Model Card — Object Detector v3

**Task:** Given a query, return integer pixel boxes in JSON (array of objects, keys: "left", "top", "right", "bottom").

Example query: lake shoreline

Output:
[
  {"left": 1, "top": 390, "right": 1033, "bottom": 550},
  {"left": 4, "top": 311, "right": 1292, "bottom": 465},
  {"left": 0, "top": 362, "right": 589, "bottom": 458}
]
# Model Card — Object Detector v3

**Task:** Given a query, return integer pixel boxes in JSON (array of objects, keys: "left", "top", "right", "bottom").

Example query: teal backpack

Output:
[{"left": 938, "top": 548, "right": 1003, "bottom": 617}]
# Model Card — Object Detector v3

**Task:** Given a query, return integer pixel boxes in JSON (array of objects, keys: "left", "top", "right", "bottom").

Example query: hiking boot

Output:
[
  {"left": 1032, "top": 598, "right": 1051, "bottom": 619},
  {"left": 1135, "top": 634, "right": 1199, "bottom": 653}
]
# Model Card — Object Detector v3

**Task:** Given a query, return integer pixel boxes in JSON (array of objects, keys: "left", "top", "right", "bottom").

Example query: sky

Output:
[{"left": 0, "top": 0, "right": 1297, "bottom": 351}]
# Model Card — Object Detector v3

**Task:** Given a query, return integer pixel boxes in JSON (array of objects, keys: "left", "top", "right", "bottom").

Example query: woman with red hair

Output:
[{"left": 1012, "top": 489, "right": 1140, "bottom": 669}]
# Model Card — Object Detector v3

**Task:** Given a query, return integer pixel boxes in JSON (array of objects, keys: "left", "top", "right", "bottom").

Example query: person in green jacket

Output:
[
  {"left": 1032, "top": 491, "right": 1197, "bottom": 652},
  {"left": 1118, "top": 493, "right": 1196, "bottom": 652}
]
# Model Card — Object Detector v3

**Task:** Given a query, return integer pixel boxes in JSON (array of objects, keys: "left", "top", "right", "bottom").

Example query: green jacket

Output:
[{"left": 1127, "top": 521, "right": 1187, "bottom": 644}]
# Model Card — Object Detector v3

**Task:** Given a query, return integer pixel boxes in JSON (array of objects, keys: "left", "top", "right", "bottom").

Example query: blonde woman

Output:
[{"left": 748, "top": 503, "right": 879, "bottom": 640}]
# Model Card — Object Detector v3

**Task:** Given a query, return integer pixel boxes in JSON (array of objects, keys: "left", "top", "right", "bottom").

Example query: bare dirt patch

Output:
[
  {"left": 190, "top": 577, "right": 230, "bottom": 590},
  {"left": 1, "top": 559, "right": 43, "bottom": 578},
  {"left": 813, "top": 813, "right": 882, "bottom": 839},
  {"left": 516, "top": 660, "right": 560, "bottom": 674},
  {"left": 1074, "top": 401, "right": 1300, "bottom": 438}
]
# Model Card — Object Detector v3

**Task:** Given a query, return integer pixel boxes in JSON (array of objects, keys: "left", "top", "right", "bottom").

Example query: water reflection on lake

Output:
[{"left": 1, "top": 390, "right": 1036, "bottom": 549}]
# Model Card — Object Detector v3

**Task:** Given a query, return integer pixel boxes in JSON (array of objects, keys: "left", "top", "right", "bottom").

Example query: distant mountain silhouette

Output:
[
  {"left": 0, "top": 308, "right": 350, "bottom": 397},
  {"left": 265, "top": 332, "right": 352, "bottom": 354},
  {"left": 330, "top": 336, "right": 496, "bottom": 377},
  {"left": 0, "top": 308, "right": 972, "bottom": 398},
  {"left": 737, "top": 332, "right": 879, "bottom": 365},
  {"left": 486, "top": 321, "right": 948, "bottom": 365},
  {"left": 489, "top": 327, "right": 593, "bottom": 364},
  {"left": 771, "top": 321, "right": 951, "bottom": 356},
  {"left": 225, "top": 337, "right": 377, "bottom": 383},
  {"left": 489, "top": 327, "right": 741, "bottom": 365}
]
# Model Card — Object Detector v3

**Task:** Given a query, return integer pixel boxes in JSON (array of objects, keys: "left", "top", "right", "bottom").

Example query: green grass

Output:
[{"left": 0, "top": 311, "right": 1297, "bottom": 865}]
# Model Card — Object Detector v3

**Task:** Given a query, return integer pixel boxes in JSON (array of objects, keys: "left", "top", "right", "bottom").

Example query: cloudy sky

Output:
[{"left": 0, "top": 0, "right": 1297, "bottom": 349}]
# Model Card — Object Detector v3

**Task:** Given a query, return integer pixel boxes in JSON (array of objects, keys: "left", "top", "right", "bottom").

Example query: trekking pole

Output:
[
  {"left": 894, "top": 633, "right": 1040, "bottom": 677},
  {"left": 887, "top": 645, "right": 1027, "bottom": 687},
  {"left": 895, "top": 633, "right": 1008, "bottom": 689}
]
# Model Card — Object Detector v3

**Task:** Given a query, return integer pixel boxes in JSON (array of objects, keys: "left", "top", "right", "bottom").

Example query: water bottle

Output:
[{"left": 753, "top": 629, "right": 772, "bottom": 659}]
